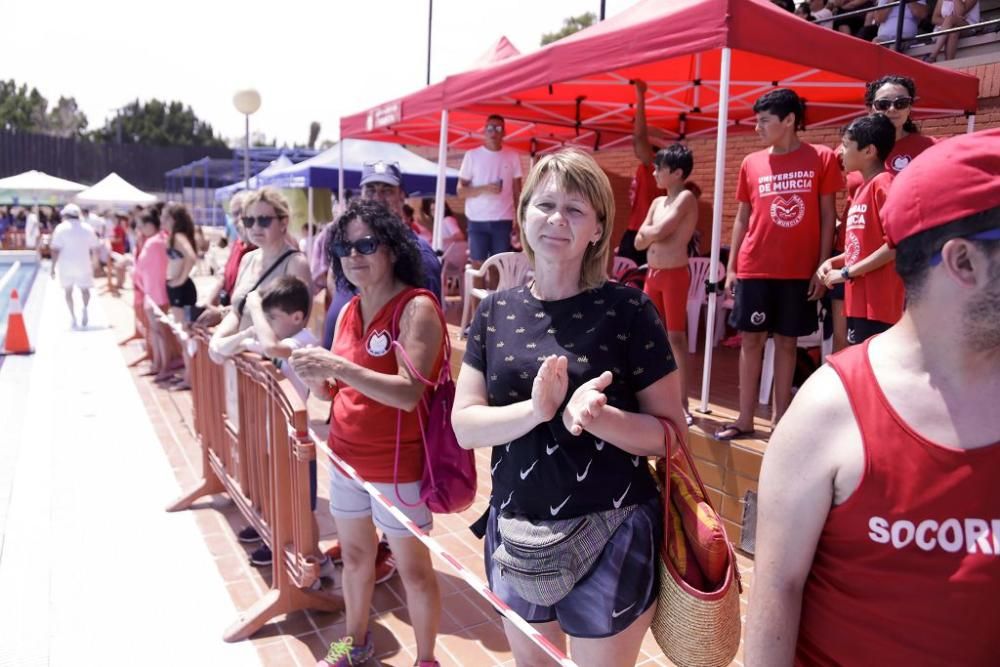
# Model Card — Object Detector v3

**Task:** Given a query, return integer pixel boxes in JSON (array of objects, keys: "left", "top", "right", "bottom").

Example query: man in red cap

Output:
[{"left": 746, "top": 129, "right": 1000, "bottom": 665}]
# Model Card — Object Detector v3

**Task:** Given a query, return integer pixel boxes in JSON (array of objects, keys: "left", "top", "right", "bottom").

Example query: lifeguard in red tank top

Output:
[
  {"left": 795, "top": 341, "right": 1000, "bottom": 666},
  {"left": 328, "top": 288, "right": 442, "bottom": 483}
]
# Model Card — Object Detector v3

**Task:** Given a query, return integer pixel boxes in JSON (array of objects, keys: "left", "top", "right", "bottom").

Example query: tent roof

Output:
[
  {"left": 214, "top": 155, "right": 294, "bottom": 201},
  {"left": 0, "top": 170, "right": 88, "bottom": 193},
  {"left": 341, "top": 0, "right": 979, "bottom": 153},
  {"left": 76, "top": 172, "right": 157, "bottom": 206},
  {"left": 257, "top": 139, "right": 460, "bottom": 196}
]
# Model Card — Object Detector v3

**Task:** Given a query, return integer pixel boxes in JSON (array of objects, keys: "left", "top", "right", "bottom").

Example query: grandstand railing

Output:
[
  {"left": 166, "top": 328, "right": 342, "bottom": 641},
  {"left": 814, "top": 0, "right": 999, "bottom": 54}
]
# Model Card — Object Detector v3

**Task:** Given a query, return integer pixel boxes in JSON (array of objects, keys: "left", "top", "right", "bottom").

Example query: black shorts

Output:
[
  {"left": 484, "top": 495, "right": 661, "bottom": 638},
  {"left": 832, "top": 3, "right": 872, "bottom": 34},
  {"left": 846, "top": 317, "right": 892, "bottom": 345},
  {"left": 166, "top": 278, "right": 197, "bottom": 309},
  {"left": 729, "top": 278, "right": 819, "bottom": 338},
  {"left": 829, "top": 282, "right": 844, "bottom": 301}
]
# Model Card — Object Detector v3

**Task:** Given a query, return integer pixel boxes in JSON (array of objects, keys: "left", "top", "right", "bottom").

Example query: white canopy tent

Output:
[
  {"left": 75, "top": 172, "right": 157, "bottom": 207},
  {"left": 0, "top": 170, "right": 87, "bottom": 204}
]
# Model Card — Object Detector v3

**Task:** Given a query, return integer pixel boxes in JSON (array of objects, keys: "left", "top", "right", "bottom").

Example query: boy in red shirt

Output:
[
  {"left": 718, "top": 89, "right": 843, "bottom": 439},
  {"left": 818, "top": 115, "right": 903, "bottom": 344}
]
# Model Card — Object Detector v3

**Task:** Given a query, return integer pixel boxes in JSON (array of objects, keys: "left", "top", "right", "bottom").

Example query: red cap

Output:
[{"left": 882, "top": 128, "right": 1000, "bottom": 247}]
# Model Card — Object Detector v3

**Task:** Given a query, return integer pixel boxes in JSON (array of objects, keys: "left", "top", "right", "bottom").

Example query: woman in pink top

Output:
[{"left": 133, "top": 211, "right": 173, "bottom": 377}]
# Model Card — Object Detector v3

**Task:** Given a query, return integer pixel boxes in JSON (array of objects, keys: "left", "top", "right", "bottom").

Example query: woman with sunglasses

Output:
[
  {"left": 289, "top": 199, "right": 445, "bottom": 667},
  {"left": 863, "top": 75, "right": 936, "bottom": 175},
  {"left": 211, "top": 187, "right": 310, "bottom": 340}
]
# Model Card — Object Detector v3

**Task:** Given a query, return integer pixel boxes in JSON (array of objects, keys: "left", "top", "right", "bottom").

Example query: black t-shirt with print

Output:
[{"left": 463, "top": 281, "right": 677, "bottom": 521}]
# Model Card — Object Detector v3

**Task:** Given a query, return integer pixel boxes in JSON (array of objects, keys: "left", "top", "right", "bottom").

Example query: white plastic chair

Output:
[
  {"left": 439, "top": 241, "right": 468, "bottom": 299},
  {"left": 685, "top": 258, "right": 726, "bottom": 354},
  {"left": 459, "top": 252, "right": 533, "bottom": 333},
  {"left": 758, "top": 305, "right": 833, "bottom": 404},
  {"left": 611, "top": 255, "right": 638, "bottom": 281}
]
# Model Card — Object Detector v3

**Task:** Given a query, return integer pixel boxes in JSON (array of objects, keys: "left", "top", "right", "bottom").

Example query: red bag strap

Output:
[{"left": 657, "top": 418, "right": 743, "bottom": 593}]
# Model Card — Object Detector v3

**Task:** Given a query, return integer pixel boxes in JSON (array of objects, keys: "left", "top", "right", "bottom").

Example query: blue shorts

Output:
[
  {"left": 483, "top": 495, "right": 662, "bottom": 638},
  {"left": 467, "top": 220, "right": 513, "bottom": 261}
]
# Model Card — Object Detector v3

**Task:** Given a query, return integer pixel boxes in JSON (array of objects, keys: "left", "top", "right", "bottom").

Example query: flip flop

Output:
[{"left": 714, "top": 424, "right": 754, "bottom": 441}]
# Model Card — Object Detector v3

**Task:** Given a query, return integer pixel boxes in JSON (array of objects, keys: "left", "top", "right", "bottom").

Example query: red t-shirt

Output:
[
  {"left": 627, "top": 163, "right": 663, "bottom": 232},
  {"left": 843, "top": 172, "right": 903, "bottom": 325},
  {"left": 111, "top": 223, "right": 127, "bottom": 254},
  {"left": 845, "top": 132, "right": 937, "bottom": 200},
  {"left": 797, "top": 342, "right": 1000, "bottom": 665},
  {"left": 222, "top": 238, "right": 256, "bottom": 297},
  {"left": 328, "top": 288, "right": 443, "bottom": 483},
  {"left": 736, "top": 143, "right": 843, "bottom": 279}
]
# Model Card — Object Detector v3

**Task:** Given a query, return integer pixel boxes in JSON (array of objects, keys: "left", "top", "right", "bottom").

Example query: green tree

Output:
[
  {"left": 93, "top": 98, "right": 226, "bottom": 147},
  {"left": 540, "top": 12, "right": 596, "bottom": 45},
  {"left": 0, "top": 79, "right": 87, "bottom": 136}
]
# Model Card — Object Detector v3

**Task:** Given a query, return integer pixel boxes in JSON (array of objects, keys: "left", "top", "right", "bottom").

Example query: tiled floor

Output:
[{"left": 100, "top": 279, "right": 755, "bottom": 667}]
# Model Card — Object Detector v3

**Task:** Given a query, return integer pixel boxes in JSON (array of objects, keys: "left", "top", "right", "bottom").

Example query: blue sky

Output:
[{"left": 4, "top": 0, "right": 639, "bottom": 146}]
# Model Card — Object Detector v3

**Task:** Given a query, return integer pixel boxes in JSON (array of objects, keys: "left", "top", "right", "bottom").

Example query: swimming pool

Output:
[{"left": 0, "top": 255, "right": 39, "bottom": 350}]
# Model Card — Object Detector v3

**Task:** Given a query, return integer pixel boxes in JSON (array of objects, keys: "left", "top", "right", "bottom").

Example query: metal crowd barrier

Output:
[{"left": 167, "top": 329, "right": 342, "bottom": 641}]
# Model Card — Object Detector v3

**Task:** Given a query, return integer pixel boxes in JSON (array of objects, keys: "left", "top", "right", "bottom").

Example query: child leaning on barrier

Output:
[{"left": 207, "top": 274, "right": 325, "bottom": 568}]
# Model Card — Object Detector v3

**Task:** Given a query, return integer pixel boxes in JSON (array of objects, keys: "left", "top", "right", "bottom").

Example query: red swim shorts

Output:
[{"left": 644, "top": 266, "right": 690, "bottom": 333}]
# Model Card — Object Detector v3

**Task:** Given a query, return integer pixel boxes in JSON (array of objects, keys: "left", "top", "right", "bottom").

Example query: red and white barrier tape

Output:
[{"left": 307, "top": 428, "right": 580, "bottom": 667}]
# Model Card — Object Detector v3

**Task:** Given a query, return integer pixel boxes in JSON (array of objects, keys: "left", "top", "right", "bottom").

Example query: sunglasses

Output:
[
  {"left": 485, "top": 124, "right": 505, "bottom": 134},
  {"left": 241, "top": 215, "right": 284, "bottom": 229},
  {"left": 928, "top": 228, "right": 1000, "bottom": 266},
  {"left": 333, "top": 236, "right": 381, "bottom": 258},
  {"left": 872, "top": 96, "right": 913, "bottom": 112}
]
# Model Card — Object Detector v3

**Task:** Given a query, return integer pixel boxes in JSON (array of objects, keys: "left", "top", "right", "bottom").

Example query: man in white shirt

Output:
[
  {"left": 50, "top": 203, "right": 101, "bottom": 328},
  {"left": 25, "top": 206, "right": 41, "bottom": 249},
  {"left": 458, "top": 114, "right": 523, "bottom": 268}
]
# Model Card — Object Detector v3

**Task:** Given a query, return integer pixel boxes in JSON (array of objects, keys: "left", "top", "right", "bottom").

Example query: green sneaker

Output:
[{"left": 317, "top": 631, "right": 374, "bottom": 666}]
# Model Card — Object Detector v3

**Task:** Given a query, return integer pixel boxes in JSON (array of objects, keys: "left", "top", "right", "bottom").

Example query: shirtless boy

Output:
[{"left": 635, "top": 144, "right": 698, "bottom": 422}]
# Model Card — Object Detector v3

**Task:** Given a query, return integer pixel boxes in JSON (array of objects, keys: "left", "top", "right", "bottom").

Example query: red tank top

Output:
[
  {"left": 797, "top": 342, "right": 1000, "bottom": 666},
  {"left": 329, "top": 288, "right": 443, "bottom": 483}
]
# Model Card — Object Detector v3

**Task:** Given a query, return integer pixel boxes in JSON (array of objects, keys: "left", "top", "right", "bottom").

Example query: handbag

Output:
[
  {"left": 492, "top": 504, "right": 634, "bottom": 607},
  {"left": 650, "top": 418, "right": 743, "bottom": 667},
  {"left": 390, "top": 289, "right": 477, "bottom": 515}
]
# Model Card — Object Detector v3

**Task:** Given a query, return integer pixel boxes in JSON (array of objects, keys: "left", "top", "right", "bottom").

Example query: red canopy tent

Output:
[{"left": 340, "top": 0, "right": 980, "bottom": 409}]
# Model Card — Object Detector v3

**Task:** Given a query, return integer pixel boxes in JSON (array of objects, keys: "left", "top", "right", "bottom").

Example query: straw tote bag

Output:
[{"left": 651, "top": 418, "right": 743, "bottom": 667}]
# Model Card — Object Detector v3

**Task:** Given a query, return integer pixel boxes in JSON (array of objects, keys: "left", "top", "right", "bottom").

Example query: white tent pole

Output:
[
  {"left": 338, "top": 141, "right": 345, "bottom": 215},
  {"left": 967, "top": 114, "right": 976, "bottom": 134},
  {"left": 699, "top": 47, "right": 732, "bottom": 415},
  {"left": 432, "top": 109, "right": 450, "bottom": 252},
  {"left": 307, "top": 186, "right": 314, "bottom": 255}
]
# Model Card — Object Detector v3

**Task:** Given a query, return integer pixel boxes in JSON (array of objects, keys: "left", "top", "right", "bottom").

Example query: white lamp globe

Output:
[{"left": 233, "top": 89, "right": 261, "bottom": 115}]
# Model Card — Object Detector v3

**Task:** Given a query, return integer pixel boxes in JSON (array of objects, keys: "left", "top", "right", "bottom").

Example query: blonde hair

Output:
[
  {"left": 229, "top": 191, "right": 247, "bottom": 214},
  {"left": 517, "top": 149, "right": 615, "bottom": 290},
  {"left": 244, "top": 187, "right": 291, "bottom": 220}
]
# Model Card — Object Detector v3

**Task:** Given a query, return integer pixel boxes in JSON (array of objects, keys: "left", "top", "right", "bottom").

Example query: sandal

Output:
[{"left": 714, "top": 424, "right": 754, "bottom": 441}]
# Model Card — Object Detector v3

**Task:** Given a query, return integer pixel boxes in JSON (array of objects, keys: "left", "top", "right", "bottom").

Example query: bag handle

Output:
[
  {"left": 657, "top": 418, "right": 743, "bottom": 593},
  {"left": 235, "top": 248, "right": 300, "bottom": 317},
  {"left": 388, "top": 288, "right": 450, "bottom": 507}
]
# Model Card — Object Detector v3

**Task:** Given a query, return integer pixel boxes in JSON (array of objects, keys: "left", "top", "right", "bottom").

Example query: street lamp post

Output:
[{"left": 233, "top": 89, "right": 262, "bottom": 189}]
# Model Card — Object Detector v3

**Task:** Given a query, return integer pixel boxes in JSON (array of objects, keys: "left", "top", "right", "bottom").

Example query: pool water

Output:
[{"left": 0, "top": 260, "right": 39, "bottom": 350}]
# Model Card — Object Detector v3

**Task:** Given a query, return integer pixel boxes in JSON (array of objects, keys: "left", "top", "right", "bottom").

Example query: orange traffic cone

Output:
[{"left": 2, "top": 288, "right": 34, "bottom": 355}]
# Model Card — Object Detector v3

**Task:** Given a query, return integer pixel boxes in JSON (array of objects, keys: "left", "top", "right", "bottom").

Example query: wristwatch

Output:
[{"left": 841, "top": 266, "right": 852, "bottom": 282}]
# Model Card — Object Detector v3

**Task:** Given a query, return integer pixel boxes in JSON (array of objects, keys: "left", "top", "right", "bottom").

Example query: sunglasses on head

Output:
[
  {"left": 928, "top": 228, "right": 1000, "bottom": 266},
  {"left": 241, "top": 215, "right": 284, "bottom": 229},
  {"left": 333, "top": 236, "right": 381, "bottom": 258},
  {"left": 872, "top": 96, "right": 913, "bottom": 112}
]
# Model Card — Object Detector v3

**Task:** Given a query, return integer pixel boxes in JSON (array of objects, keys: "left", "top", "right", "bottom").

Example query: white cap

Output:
[{"left": 61, "top": 203, "right": 82, "bottom": 219}]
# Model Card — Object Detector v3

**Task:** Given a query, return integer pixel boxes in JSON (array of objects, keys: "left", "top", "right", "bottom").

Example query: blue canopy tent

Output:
[
  {"left": 257, "top": 139, "right": 459, "bottom": 196},
  {"left": 213, "top": 155, "right": 294, "bottom": 202}
]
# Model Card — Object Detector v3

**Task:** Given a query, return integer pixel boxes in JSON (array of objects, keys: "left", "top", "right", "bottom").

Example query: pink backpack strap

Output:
[{"left": 389, "top": 287, "right": 450, "bottom": 506}]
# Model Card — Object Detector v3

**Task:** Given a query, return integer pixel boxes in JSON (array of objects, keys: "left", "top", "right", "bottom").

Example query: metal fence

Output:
[{"left": 0, "top": 129, "right": 230, "bottom": 192}]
